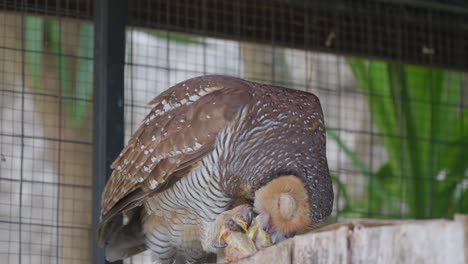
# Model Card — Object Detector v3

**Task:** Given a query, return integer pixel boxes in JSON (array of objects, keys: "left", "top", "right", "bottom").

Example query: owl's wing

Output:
[{"left": 97, "top": 76, "right": 252, "bottom": 245}]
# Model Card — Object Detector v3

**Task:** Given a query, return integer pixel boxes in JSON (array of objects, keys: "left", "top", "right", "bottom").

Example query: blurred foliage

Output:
[
  {"left": 25, "top": 16, "right": 94, "bottom": 126},
  {"left": 25, "top": 17, "right": 204, "bottom": 126},
  {"left": 149, "top": 31, "right": 205, "bottom": 45},
  {"left": 23, "top": 15, "right": 466, "bottom": 218},
  {"left": 330, "top": 58, "right": 467, "bottom": 219}
]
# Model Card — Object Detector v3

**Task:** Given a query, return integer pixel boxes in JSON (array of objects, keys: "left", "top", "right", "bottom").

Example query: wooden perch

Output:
[{"left": 233, "top": 214, "right": 468, "bottom": 264}]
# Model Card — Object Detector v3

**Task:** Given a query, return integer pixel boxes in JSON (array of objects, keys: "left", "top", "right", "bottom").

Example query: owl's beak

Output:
[{"left": 226, "top": 206, "right": 254, "bottom": 232}]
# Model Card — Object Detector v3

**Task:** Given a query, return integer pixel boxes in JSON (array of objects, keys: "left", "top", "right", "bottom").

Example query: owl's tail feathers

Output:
[
  {"left": 97, "top": 215, "right": 114, "bottom": 247},
  {"left": 97, "top": 187, "right": 147, "bottom": 245},
  {"left": 97, "top": 207, "right": 147, "bottom": 261}
]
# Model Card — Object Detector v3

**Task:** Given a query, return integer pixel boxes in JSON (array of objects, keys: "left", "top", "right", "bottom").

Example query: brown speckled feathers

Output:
[
  {"left": 97, "top": 75, "right": 330, "bottom": 246},
  {"left": 98, "top": 76, "right": 254, "bottom": 243}
]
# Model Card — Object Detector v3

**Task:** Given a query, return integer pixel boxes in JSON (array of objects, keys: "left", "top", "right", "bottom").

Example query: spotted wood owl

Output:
[{"left": 97, "top": 75, "right": 333, "bottom": 263}]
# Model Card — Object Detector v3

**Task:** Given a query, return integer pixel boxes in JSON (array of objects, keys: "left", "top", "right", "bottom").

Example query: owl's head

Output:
[{"left": 253, "top": 175, "right": 332, "bottom": 242}]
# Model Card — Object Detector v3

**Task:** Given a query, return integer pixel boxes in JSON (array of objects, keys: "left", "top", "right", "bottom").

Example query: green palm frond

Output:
[{"left": 340, "top": 57, "right": 467, "bottom": 218}]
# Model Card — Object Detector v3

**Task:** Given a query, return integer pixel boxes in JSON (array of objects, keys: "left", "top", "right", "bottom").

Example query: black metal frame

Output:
[
  {"left": 2, "top": 0, "right": 468, "bottom": 70},
  {"left": 128, "top": 0, "right": 468, "bottom": 71},
  {"left": 92, "top": 0, "right": 126, "bottom": 263},
  {"left": 0, "top": 0, "right": 466, "bottom": 263}
]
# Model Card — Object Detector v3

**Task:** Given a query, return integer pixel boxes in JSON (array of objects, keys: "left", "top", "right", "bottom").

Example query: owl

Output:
[{"left": 97, "top": 75, "right": 333, "bottom": 263}]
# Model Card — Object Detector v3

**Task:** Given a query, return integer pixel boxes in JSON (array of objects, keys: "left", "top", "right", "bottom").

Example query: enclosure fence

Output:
[{"left": 0, "top": 0, "right": 466, "bottom": 263}]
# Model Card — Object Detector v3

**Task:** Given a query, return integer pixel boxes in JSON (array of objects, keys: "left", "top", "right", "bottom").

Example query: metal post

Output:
[{"left": 92, "top": 0, "right": 126, "bottom": 263}]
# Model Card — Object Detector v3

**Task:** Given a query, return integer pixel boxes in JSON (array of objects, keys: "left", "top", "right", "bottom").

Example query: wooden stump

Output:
[{"left": 234, "top": 216, "right": 467, "bottom": 264}]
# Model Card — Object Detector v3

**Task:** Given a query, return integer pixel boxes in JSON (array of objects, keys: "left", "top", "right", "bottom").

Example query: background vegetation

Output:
[
  {"left": 23, "top": 16, "right": 467, "bottom": 220},
  {"left": 330, "top": 59, "right": 467, "bottom": 219}
]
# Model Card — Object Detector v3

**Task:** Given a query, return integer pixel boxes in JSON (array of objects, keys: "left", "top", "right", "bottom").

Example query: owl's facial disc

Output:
[
  {"left": 278, "top": 193, "right": 297, "bottom": 220},
  {"left": 253, "top": 175, "right": 311, "bottom": 241}
]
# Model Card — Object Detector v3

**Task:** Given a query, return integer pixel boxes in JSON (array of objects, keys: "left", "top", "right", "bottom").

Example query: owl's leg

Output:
[
  {"left": 212, "top": 205, "right": 254, "bottom": 247},
  {"left": 212, "top": 204, "right": 271, "bottom": 262},
  {"left": 147, "top": 230, "right": 177, "bottom": 264}
]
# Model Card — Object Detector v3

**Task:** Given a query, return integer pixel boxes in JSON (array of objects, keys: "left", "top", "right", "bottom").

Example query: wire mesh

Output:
[
  {"left": 0, "top": 0, "right": 467, "bottom": 263},
  {"left": 122, "top": 2, "right": 466, "bottom": 263},
  {"left": 125, "top": 0, "right": 467, "bottom": 218},
  {"left": 0, "top": 2, "right": 94, "bottom": 263}
]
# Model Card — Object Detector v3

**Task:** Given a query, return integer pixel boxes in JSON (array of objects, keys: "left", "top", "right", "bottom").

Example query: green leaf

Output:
[
  {"left": 347, "top": 58, "right": 401, "bottom": 176},
  {"left": 433, "top": 110, "right": 468, "bottom": 216},
  {"left": 149, "top": 31, "right": 206, "bottom": 45},
  {"left": 397, "top": 65, "right": 430, "bottom": 217},
  {"left": 24, "top": 16, "right": 44, "bottom": 91},
  {"left": 44, "top": 20, "right": 95, "bottom": 125},
  {"left": 46, "top": 20, "right": 73, "bottom": 119},
  {"left": 346, "top": 57, "right": 466, "bottom": 218},
  {"left": 375, "top": 163, "right": 398, "bottom": 196},
  {"left": 73, "top": 23, "right": 94, "bottom": 126},
  {"left": 454, "top": 181, "right": 468, "bottom": 214},
  {"left": 431, "top": 72, "right": 462, "bottom": 189}
]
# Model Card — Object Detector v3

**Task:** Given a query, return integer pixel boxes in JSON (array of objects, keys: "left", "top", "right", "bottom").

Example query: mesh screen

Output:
[
  {"left": 0, "top": 0, "right": 467, "bottom": 263},
  {"left": 123, "top": 2, "right": 467, "bottom": 262},
  {"left": 0, "top": 5, "right": 94, "bottom": 264},
  {"left": 125, "top": 1, "right": 467, "bottom": 219},
  {"left": 122, "top": 36, "right": 467, "bottom": 264}
]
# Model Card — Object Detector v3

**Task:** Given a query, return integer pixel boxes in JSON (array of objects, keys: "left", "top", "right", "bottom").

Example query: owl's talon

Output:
[
  {"left": 213, "top": 205, "right": 273, "bottom": 262},
  {"left": 212, "top": 240, "right": 227, "bottom": 248},
  {"left": 227, "top": 219, "right": 245, "bottom": 232},
  {"left": 246, "top": 209, "right": 254, "bottom": 228},
  {"left": 212, "top": 205, "right": 255, "bottom": 250}
]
